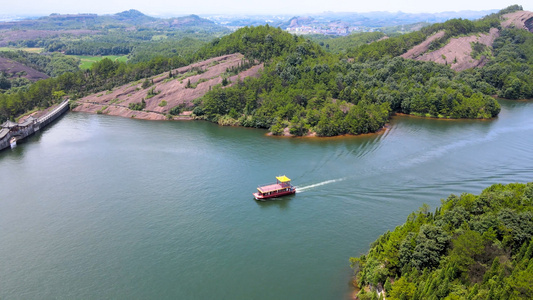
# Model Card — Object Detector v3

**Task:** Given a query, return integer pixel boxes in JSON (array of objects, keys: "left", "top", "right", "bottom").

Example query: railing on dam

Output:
[
  {"left": 0, "top": 99, "right": 70, "bottom": 151},
  {"left": 37, "top": 99, "right": 70, "bottom": 126}
]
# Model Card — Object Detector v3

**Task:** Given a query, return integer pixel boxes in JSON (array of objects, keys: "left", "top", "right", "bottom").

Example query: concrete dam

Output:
[{"left": 0, "top": 99, "right": 70, "bottom": 151}]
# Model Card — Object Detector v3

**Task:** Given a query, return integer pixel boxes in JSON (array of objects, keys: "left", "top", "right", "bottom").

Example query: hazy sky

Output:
[{"left": 4, "top": 0, "right": 531, "bottom": 16}]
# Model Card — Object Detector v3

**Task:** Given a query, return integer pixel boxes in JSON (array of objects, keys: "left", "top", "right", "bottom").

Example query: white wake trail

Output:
[{"left": 296, "top": 178, "right": 346, "bottom": 193}]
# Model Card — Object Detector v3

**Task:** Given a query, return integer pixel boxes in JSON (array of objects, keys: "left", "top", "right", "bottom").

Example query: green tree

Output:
[
  {"left": 389, "top": 277, "right": 415, "bottom": 299},
  {"left": 449, "top": 230, "right": 484, "bottom": 274}
]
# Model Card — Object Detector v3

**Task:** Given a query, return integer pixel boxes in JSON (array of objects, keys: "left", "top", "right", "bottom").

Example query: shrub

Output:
[
  {"left": 129, "top": 99, "right": 146, "bottom": 111},
  {"left": 142, "top": 78, "right": 152, "bottom": 89}
]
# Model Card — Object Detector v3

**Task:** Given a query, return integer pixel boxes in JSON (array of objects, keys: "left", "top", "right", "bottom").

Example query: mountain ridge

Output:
[{"left": 0, "top": 10, "right": 227, "bottom": 31}]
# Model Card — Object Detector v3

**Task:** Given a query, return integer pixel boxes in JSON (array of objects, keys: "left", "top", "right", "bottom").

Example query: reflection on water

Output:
[{"left": 255, "top": 195, "right": 294, "bottom": 210}]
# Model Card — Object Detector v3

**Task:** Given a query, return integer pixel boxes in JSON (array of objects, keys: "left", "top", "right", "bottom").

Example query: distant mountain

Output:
[
  {"left": 286, "top": 16, "right": 315, "bottom": 28},
  {"left": 0, "top": 10, "right": 228, "bottom": 32},
  {"left": 0, "top": 10, "right": 501, "bottom": 34},
  {"left": 0, "top": 10, "right": 229, "bottom": 59},
  {"left": 112, "top": 9, "right": 157, "bottom": 25},
  {"left": 280, "top": 10, "right": 499, "bottom": 29},
  {"left": 152, "top": 14, "right": 227, "bottom": 31},
  {"left": 202, "top": 10, "right": 499, "bottom": 30},
  {"left": 173, "top": 14, "right": 212, "bottom": 26}
]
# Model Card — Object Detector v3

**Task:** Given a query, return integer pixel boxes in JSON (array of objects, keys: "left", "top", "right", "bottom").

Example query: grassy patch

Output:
[
  {"left": 72, "top": 55, "right": 128, "bottom": 70},
  {"left": 109, "top": 98, "right": 122, "bottom": 105},
  {"left": 146, "top": 87, "right": 160, "bottom": 99},
  {"left": 96, "top": 105, "right": 109, "bottom": 114},
  {"left": 188, "top": 78, "right": 210, "bottom": 89},
  {"left": 0, "top": 47, "right": 44, "bottom": 53},
  {"left": 175, "top": 67, "right": 206, "bottom": 81},
  {"left": 14, "top": 108, "right": 40, "bottom": 122}
]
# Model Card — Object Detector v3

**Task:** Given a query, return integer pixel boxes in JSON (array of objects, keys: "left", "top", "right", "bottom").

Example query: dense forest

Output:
[
  {"left": 350, "top": 182, "right": 533, "bottom": 299},
  {"left": 198, "top": 38, "right": 499, "bottom": 136},
  {"left": 194, "top": 23, "right": 508, "bottom": 136},
  {"left": 308, "top": 32, "right": 386, "bottom": 54},
  {"left": 32, "top": 29, "right": 219, "bottom": 62},
  {"left": 0, "top": 50, "right": 80, "bottom": 79},
  {"left": 1, "top": 5, "right": 532, "bottom": 136},
  {"left": 193, "top": 5, "right": 532, "bottom": 136}
]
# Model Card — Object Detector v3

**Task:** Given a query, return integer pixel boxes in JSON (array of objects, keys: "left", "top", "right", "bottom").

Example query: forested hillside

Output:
[
  {"left": 1, "top": 6, "right": 532, "bottom": 136},
  {"left": 0, "top": 57, "right": 48, "bottom": 89},
  {"left": 0, "top": 50, "right": 79, "bottom": 76},
  {"left": 350, "top": 182, "right": 533, "bottom": 299},
  {"left": 193, "top": 5, "right": 532, "bottom": 136},
  {"left": 343, "top": 5, "right": 520, "bottom": 62},
  {"left": 195, "top": 25, "right": 501, "bottom": 136},
  {"left": 309, "top": 32, "right": 386, "bottom": 54}
]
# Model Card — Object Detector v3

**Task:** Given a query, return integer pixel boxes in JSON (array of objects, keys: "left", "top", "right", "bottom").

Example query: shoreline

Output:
[
  {"left": 72, "top": 102, "right": 194, "bottom": 121},
  {"left": 69, "top": 96, "right": 528, "bottom": 137},
  {"left": 392, "top": 112, "right": 496, "bottom": 121},
  {"left": 265, "top": 124, "right": 390, "bottom": 139},
  {"left": 69, "top": 107, "right": 502, "bottom": 139},
  {"left": 72, "top": 107, "right": 392, "bottom": 138}
]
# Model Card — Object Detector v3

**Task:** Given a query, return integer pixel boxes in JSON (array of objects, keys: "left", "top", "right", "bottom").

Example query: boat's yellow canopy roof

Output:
[{"left": 276, "top": 175, "right": 291, "bottom": 182}]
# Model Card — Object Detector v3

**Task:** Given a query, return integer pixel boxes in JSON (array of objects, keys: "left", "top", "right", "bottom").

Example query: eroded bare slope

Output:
[
  {"left": 400, "top": 11, "right": 533, "bottom": 71},
  {"left": 73, "top": 53, "right": 262, "bottom": 120}
]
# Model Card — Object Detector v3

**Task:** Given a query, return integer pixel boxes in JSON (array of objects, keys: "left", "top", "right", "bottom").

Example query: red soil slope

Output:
[
  {"left": 73, "top": 53, "right": 262, "bottom": 120},
  {"left": 400, "top": 10, "right": 533, "bottom": 71},
  {"left": 415, "top": 28, "right": 499, "bottom": 71},
  {"left": 501, "top": 11, "right": 533, "bottom": 32},
  {"left": 0, "top": 57, "right": 49, "bottom": 81},
  {"left": 401, "top": 31, "right": 445, "bottom": 60}
]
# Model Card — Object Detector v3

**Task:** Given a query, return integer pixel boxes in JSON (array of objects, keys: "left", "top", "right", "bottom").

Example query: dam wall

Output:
[{"left": 0, "top": 100, "right": 70, "bottom": 151}]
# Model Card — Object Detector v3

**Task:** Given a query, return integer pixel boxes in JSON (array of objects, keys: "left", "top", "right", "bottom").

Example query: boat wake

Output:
[
  {"left": 399, "top": 123, "right": 533, "bottom": 168},
  {"left": 296, "top": 178, "right": 346, "bottom": 193}
]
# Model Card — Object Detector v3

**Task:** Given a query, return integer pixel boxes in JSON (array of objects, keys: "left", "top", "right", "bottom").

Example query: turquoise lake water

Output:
[{"left": 1, "top": 99, "right": 532, "bottom": 299}]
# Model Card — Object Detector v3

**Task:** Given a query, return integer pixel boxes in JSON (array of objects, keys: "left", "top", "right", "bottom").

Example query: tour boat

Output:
[
  {"left": 253, "top": 176, "right": 296, "bottom": 200},
  {"left": 9, "top": 137, "right": 17, "bottom": 148}
]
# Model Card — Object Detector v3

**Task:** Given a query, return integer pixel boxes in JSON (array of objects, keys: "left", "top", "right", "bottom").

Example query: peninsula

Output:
[{"left": 351, "top": 182, "right": 533, "bottom": 299}]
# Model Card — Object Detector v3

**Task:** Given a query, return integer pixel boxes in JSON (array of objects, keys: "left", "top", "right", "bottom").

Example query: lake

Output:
[{"left": 1, "top": 99, "right": 532, "bottom": 299}]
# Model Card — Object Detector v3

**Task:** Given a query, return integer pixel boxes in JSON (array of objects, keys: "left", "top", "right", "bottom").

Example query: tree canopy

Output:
[
  {"left": 351, "top": 182, "right": 533, "bottom": 300},
  {"left": 196, "top": 25, "right": 501, "bottom": 136}
]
